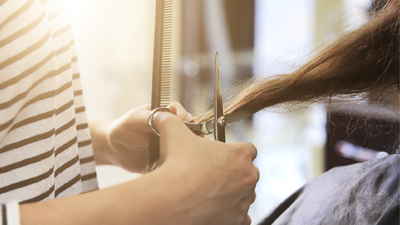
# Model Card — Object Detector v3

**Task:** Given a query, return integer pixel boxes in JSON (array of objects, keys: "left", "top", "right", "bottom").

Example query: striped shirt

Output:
[{"left": 0, "top": 0, "right": 98, "bottom": 224}]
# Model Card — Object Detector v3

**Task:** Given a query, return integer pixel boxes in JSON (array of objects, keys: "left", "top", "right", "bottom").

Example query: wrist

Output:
[
  {"left": 88, "top": 118, "right": 116, "bottom": 165},
  {"left": 138, "top": 166, "right": 195, "bottom": 225}
]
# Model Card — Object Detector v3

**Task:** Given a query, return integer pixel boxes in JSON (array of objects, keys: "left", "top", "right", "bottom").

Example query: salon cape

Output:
[{"left": 259, "top": 153, "right": 399, "bottom": 225}]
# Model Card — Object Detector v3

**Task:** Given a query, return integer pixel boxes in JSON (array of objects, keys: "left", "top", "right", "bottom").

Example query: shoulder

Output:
[{"left": 260, "top": 154, "right": 399, "bottom": 225}]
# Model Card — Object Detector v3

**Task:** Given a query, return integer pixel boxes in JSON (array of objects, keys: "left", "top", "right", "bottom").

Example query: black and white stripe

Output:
[{"left": 0, "top": 0, "right": 98, "bottom": 224}]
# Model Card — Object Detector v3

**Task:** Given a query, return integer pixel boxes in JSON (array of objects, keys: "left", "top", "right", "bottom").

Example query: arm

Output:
[
  {"left": 20, "top": 166, "right": 198, "bottom": 225},
  {"left": 20, "top": 111, "right": 258, "bottom": 225}
]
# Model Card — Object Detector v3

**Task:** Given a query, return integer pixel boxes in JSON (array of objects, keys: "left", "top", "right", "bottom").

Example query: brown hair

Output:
[{"left": 193, "top": 0, "right": 399, "bottom": 124}]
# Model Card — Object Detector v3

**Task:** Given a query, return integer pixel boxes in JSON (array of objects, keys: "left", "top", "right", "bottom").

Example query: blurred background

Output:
[{"left": 61, "top": 0, "right": 400, "bottom": 224}]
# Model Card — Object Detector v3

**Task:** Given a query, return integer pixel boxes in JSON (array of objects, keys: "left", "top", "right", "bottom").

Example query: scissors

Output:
[{"left": 147, "top": 52, "right": 253, "bottom": 142}]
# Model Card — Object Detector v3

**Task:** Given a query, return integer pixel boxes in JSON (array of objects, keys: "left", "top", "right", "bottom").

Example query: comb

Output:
[{"left": 148, "top": 0, "right": 173, "bottom": 168}]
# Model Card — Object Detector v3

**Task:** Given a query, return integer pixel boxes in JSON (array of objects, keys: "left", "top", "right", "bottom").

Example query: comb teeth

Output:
[
  {"left": 161, "top": 0, "right": 172, "bottom": 107},
  {"left": 151, "top": 0, "right": 173, "bottom": 109}
]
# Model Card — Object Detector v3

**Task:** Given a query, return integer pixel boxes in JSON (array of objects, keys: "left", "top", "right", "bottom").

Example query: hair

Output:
[{"left": 193, "top": 0, "right": 399, "bottom": 125}]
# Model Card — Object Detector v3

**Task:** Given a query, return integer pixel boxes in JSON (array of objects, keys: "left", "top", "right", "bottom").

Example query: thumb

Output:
[{"left": 152, "top": 112, "right": 196, "bottom": 159}]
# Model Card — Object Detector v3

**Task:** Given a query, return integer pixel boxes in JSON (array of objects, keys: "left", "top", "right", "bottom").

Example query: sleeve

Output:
[{"left": 0, "top": 202, "right": 21, "bottom": 225}]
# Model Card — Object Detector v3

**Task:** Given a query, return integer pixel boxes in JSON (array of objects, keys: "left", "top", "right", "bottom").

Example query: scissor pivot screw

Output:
[{"left": 217, "top": 116, "right": 227, "bottom": 127}]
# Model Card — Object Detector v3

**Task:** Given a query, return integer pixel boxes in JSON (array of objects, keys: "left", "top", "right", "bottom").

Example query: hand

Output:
[
  {"left": 92, "top": 102, "right": 193, "bottom": 173},
  {"left": 153, "top": 112, "right": 259, "bottom": 225}
]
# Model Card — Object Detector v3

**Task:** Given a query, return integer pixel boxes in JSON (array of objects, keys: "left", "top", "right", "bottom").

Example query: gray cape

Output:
[{"left": 260, "top": 154, "right": 399, "bottom": 225}]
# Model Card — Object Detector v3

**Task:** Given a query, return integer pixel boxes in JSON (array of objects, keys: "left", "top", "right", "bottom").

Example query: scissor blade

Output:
[
  {"left": 214, "top": 52, "right": 225, "bottom": 142},
  {"left": 187, "top": 107, "right": 255, "bottom": 135}
]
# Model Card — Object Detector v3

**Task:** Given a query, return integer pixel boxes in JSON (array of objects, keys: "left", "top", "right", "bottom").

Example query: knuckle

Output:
[
  {"left": 142, "top": 103, "right": 151, "bottom": 110},
  {"left": 126, "top": 108, "right": 137, "bottom": 117},
  {"left": 232, "top": 144, "right": 252, "bottom": 161},
  {"left": 245, "top": 142, "right": 257, "bottom": 158},
  {"left": 129, "top": 108, "right": 144, "bottom": 119},
  {"left": 248, "top": 171, "right": 259, "bottom": 186},
  {"left": 233, "top": 142, "right": 257, "bottom": 160},
  {"left": 246, "top": 215, "right": 252, "bottom": 225},
  {"left": 241, "top": 166, "right": 259, "bottom": 187},
  {"left": 229, "top": 150, "right": 258, "bottom": 186},
  {"left": 254, "top": 166, "right": 260, "bottom": 182},
  {"left": 242, "top": 169, "right": 258, "bottom": 187},
  {"left": 237, "top": 206, "right": 252, "bottom": 224},
  {"left": 239, "top": 214, "right": 249, "bottom": 225}
]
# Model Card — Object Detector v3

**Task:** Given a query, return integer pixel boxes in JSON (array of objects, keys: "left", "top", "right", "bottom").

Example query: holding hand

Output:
[
  {"left": 90, "top": 102, "right": 259, "bottom": 224},
  {"left": 90, "top": 102, "right": 193, "bottom": 172},
  {"left": 152, "top": 111, "right": 259, "bottom": 225}
]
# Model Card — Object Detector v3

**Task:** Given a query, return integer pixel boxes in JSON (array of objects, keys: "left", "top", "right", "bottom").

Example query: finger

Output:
[
  {"left": 118, "top": 107, "right": 151, "bottom": 132},
  {"left": 230, "top": 142, "right": 258, "bottom": 161},
  {"left": 169, "top": 101, "right": 184, "bottom": 109},
  {"left": 122, "top": 104, "right": 152, "bottom": 131},
  {"left": 252, "top": 191, "right": 257, "bottom": 203},
  {"left": 245, "top": 142, "right": 257, "bottom": 161},
  {"left": 152, "top": 112, "right": 198, "bottom": 160},
  {"left": 137, "top": 103, "right": 151, "bottom": 111},
  {"left": 167, "top": 104, "right": 178, "bottom": 115},
  {"left": 152, "top": 111, "right": 195, "bottom": 140},
  {"left": 254, "top": 165, "right": 260, "bottom": 181},
  {"left": 186, "top": 112, "right": 194, "bottom": 121},
  {"left": 245, "top": 215, "right": 252, "bottom": 225},
  {"left": 168, "top": 102, "right": 193, "bottom": 121}
]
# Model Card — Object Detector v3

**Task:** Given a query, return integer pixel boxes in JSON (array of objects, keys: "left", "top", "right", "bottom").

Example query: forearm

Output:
[{"left": 20, "top": 166, "right": 190, "bottom": 225}]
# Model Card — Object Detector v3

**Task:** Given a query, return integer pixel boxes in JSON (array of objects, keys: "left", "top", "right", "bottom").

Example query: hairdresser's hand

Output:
[
  {"left": 153, "top": 112, "right": 259, "bottom": 225},
  {"left": 90, "top": 102, "right": 193, "bottom": 173}
]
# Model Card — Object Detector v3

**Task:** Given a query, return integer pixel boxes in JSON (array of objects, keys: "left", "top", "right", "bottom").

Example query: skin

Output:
[
  {"left": 90, "top": 103, "right": 194, "bottom": 172},
  {"left": 19, "top": 103, "right": 259, "bottom": 225}
]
